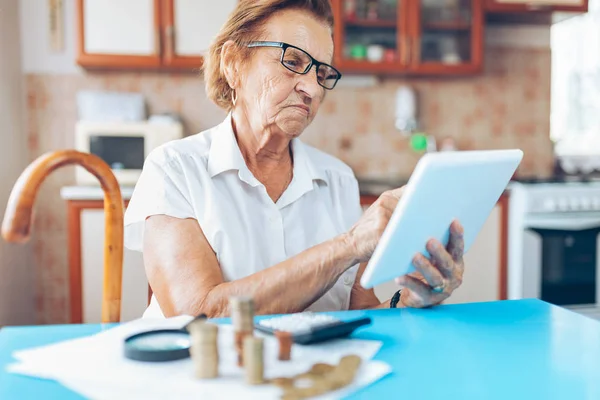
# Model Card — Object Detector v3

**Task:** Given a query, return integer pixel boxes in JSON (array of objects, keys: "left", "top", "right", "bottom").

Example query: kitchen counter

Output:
[
  {"left": 60, "top": 186, "right": 135, "bottom": 201},
  {"left": 357, "top": 178, "right": 408, "bottom": 196},
  {"left": 60, "top": 181, "right": 407, "bottom": 201},
  {"left": 61, "top": 177, "right": 515, "bottom": 203}
]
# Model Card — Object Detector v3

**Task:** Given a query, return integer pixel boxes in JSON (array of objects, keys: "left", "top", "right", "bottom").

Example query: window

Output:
[{"left": 551, "top": 0, "right": 600, "bottom": 157}]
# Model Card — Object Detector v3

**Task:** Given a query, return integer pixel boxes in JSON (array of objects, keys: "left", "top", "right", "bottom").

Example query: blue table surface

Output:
[{"left": 2, "top": 299, "right": 600, "bottom": 399}]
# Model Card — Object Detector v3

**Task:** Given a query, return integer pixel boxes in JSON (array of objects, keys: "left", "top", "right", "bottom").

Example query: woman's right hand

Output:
[{"left": 345, "top": 187, "right": 405, "bottom": 264}]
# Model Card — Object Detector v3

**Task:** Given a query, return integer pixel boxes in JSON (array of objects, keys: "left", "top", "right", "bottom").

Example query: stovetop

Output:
[
  {"left": 510, "top": 178, "right": 600, "bottom": 213},
  {"left": 512, "top": 175, "right": 600, "bottom": 184}
]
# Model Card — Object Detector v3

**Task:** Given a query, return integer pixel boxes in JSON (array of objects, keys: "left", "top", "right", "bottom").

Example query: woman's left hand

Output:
[{"left": 395, "top": 220, "right": 465, "bottom": 308}]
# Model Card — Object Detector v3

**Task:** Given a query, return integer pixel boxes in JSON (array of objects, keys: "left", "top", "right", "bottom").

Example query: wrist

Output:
[{"left": 338, "top": 232, "right": 359, "bottom": 266}]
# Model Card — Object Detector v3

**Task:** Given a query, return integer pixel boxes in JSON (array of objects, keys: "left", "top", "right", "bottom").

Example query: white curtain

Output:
[{"left": 551, "top": 0, "right": 600, "bottom": 147}]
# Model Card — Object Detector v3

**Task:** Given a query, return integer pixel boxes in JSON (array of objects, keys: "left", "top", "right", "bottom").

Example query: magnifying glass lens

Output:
[
  {"left": 124, "top": 329, "right": 191, "bottom": 362},
  {"left": 131, "top": 332, "right": 190, "bottom": 350}
]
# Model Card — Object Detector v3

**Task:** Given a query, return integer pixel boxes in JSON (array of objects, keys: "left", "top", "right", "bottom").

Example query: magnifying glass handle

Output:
[{"left": 182, "top": 313, "right": 208, "bottom": 332}]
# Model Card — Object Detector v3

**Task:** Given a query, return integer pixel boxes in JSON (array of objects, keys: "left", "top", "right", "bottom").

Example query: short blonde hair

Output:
[{"left": 202, "top": 0, "right": 334, "bottom": 111}]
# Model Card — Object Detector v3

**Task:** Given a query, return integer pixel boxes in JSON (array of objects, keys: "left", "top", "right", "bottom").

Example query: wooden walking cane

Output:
[{"left": 1, "top": 150, "right": 124, "bottom": 323}]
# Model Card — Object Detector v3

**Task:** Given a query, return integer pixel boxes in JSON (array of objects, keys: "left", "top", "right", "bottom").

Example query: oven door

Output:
[{"left": 522, "top": 213, "right": 600, "bottom": 309}]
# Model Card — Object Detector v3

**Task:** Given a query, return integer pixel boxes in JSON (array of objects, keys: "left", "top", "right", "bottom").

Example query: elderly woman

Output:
[{"left": 124, "top": 0, "right": 465, "bottom": 318}]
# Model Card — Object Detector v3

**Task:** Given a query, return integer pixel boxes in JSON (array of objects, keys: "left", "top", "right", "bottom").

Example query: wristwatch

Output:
[{"left": 390, "top": 290, "right": 402, "bottom": 308}]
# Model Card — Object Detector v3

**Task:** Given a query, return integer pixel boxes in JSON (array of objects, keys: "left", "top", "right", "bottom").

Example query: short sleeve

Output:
[
  {"left": 338, "top": 174, "right": 363, "bottom": 232},
  {"left": 124, "top": 150, "right": 197, "bottom": 252}
]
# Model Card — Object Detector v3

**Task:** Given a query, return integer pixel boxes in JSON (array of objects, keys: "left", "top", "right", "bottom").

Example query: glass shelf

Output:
[
  {"left": 419, "top": 0, "right": 473, "bottom": 65},
  {"left": 341, "top": 0, "right": 401, "bottom": 64}
]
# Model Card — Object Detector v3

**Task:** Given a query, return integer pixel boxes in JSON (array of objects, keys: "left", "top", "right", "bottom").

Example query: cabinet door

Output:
[
  {"left": 162, "top": 0, "right": 238, "bottom": 69},
  {"left": 485, "top": 0, "right": 588, "bottom": 12},
  {"left": 76, "top": 0, "right": 162, "bottom": 68},
  {"left": 409, "top": 0, "right": 484, "bottom": 74},
  {"left": 443, "top": 204, "right": 501, "bottom": 304},
  {"left": 332, "top": 0, "right": 411, "bottom": 73},
  {"left": 81, "top": 210, "right": 149, "bottom": 323}
]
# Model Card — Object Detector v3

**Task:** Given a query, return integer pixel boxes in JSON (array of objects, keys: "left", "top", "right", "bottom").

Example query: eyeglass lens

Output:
[{"left": 282, "top": 46, "right": 339, "bottom": 89}]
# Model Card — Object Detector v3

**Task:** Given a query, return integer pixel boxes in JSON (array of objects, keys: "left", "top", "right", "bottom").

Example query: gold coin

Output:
[
  {"left": 270, "top": 377, "right": 295, "bottom": 388},
  {"left": 310, "top": 363, "right": 335, "bottom": 375}
]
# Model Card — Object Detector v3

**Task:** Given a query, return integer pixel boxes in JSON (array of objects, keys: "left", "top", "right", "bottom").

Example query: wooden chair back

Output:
[{"left": 1, "top": 150, "right": 124, "bottom": 323}]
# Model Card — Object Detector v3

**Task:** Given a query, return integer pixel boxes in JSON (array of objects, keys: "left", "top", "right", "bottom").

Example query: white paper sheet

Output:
[{"left": 8, "top": 316, "right": 391, "bottom": 399}]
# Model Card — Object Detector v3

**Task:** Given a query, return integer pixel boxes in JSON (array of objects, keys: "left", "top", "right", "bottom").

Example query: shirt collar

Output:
[
  {"left": 274, "top": 138, "right": 328, "bottom": 209},
  {"left": 207, "top": 113, "right": 255, "bottom": 183},
  {"left": 207, "top": 113, "right": 328, "bottom": 191},
  {"left": 290, "top": 138, "right": 328, "bottom": 185}
]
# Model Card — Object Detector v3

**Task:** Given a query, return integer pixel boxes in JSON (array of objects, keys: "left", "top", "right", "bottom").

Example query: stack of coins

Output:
[
  {"left": 275, "top": 330, "right": 292, "bottom": 361},
  {"left": 188, "top": 320, "right": 219, "bottom": 379},
  {"left": 243, "top": 336, "right": 264, "bottom": 385},
  {"left": 230, "top": 296, "right": 254, "bottom": 366},
  {"left": 230, "top": 296, "right": 254, "bottom": 331}
]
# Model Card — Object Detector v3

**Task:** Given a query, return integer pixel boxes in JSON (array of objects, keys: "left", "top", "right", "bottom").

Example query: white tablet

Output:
[{"left": 360, "top": 149, "right": 523, "bottom": 289}]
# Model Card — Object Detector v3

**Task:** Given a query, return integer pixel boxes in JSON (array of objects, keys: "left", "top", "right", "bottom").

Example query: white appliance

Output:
[
  {"left": 508, "top": 180, "right": 600, "bottom": 319},
  {"left": 75, "top": 120, "right": 183, "bottom": 185}
]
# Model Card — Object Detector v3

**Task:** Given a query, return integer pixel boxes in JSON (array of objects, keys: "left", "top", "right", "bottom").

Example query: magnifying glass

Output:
[{"left": 124, "top": 313, "right": 207, "bottom": 362}]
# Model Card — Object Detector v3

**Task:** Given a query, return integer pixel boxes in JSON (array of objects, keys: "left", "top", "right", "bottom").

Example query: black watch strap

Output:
[{"left": 390, "top": 290, "right": 402, "bottom": 308}]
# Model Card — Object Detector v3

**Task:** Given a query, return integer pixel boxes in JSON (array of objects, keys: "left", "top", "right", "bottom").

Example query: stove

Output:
[
  {"left": 507, "top": 181, "right": 600, "bottom": 320},
  {"left": 512, "top": 181, "right": 600, "bottom": 214}
]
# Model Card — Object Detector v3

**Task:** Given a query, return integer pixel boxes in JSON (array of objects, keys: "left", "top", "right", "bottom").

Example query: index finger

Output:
[
  {"left": 447, "top": 220, "right": 464, "bottom": 262},
  {"left": 382, "top": 186, "right": 405, "bottom": 200}
]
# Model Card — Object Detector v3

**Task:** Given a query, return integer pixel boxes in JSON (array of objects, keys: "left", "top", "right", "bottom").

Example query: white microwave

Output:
[{"left": 75, "top": 120, "right": 183, "bottom": 185}]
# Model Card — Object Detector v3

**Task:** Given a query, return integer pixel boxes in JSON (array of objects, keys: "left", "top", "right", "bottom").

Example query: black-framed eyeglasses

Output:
[{"left": 246, "top": 41, "right": 342, "bottom": 90}]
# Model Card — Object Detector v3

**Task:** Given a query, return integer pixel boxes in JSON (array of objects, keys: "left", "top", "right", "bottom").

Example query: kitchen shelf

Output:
[
  {"left": 333, "top": 0, "right": 483, "bottom": 76},
  {"left": 423, "top": 21, "right": 472, "bottom": 31},
  {"left": 344, "top": 18, "right": 397, "bottom": 29},
  {"left": 336, "top": 59, "right": 404, "bottom": 72}
]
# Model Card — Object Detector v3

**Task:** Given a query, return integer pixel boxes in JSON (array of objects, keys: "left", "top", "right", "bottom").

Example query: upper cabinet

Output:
[
  {"left": 76, "top": 0, "right": 587, "bottom": 74},
  {"left": 162, "top": 0, "right": 238, "bottom": 68},
  {"left": 485, "top": 0, "right": 588, "bottom": 12},
  {"left": 334, "top": 0, "right": 408, "bottom": 73},
  {"left": 76, "top": 0, "right": 237, "bottom": 70},
  {"left": 332, "top": 0, "right": 484, "bottom": 75},
  {"left": 77, "top": 0, "right": 162, "bottom": 68},
  {"left": 411, "top": 0, "right": 483, "bottom": 74}
]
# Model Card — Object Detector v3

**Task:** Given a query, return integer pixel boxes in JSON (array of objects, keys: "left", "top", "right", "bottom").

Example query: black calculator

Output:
[{"left": 254, "top": 312, "right": 372, "bottom": 345}]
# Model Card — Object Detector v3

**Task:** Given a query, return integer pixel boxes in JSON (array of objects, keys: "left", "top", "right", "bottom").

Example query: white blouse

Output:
[{"left": 124, "top": 114, "right": 363, "bottom": 318}]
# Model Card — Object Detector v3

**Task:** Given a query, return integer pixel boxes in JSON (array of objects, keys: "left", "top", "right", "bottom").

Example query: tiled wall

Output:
[{"left": 26, "top": 46, "right": 553, "bottom": 323}]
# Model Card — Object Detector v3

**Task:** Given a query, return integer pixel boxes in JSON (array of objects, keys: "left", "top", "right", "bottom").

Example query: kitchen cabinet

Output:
[
  {"left": 162, "top": 0, "right": 238, "bottom": 68},
  {"left": 76, "top": 0, "right": 162, "bottom": 69},
  {"left": 332, "top": 0, "right": 484, "bottom": 75},
  {"left": 66, "top": 198, "right": 150, "bottom": 323},
  {"left": 76, "top": 0, "right": 237, "bottom": 70},
  {"left": 364, "top": 192, "right": 509, "bottom": 304},
  {"left": 485, "top": 0, "right": 588, "bottom": 12}
]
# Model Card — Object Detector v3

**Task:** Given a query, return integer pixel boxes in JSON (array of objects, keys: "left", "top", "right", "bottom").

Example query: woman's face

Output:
[{"left": 236, "top": 9, "right": 334, "bottom": 139}]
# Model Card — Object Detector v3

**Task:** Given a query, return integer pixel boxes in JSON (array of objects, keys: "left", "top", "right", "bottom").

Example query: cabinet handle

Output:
[
  {"left": 404, "top": 36, "right": 411, "bottom": 65},
  {"left": 412, "top": 36, "right": 420, "bottom": 65},
  {"left": 155, "top": 24, "right": 161, "bottom": 56},
  {"left": 165, "top": 25, "right": 175, "bottom": 56}
]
